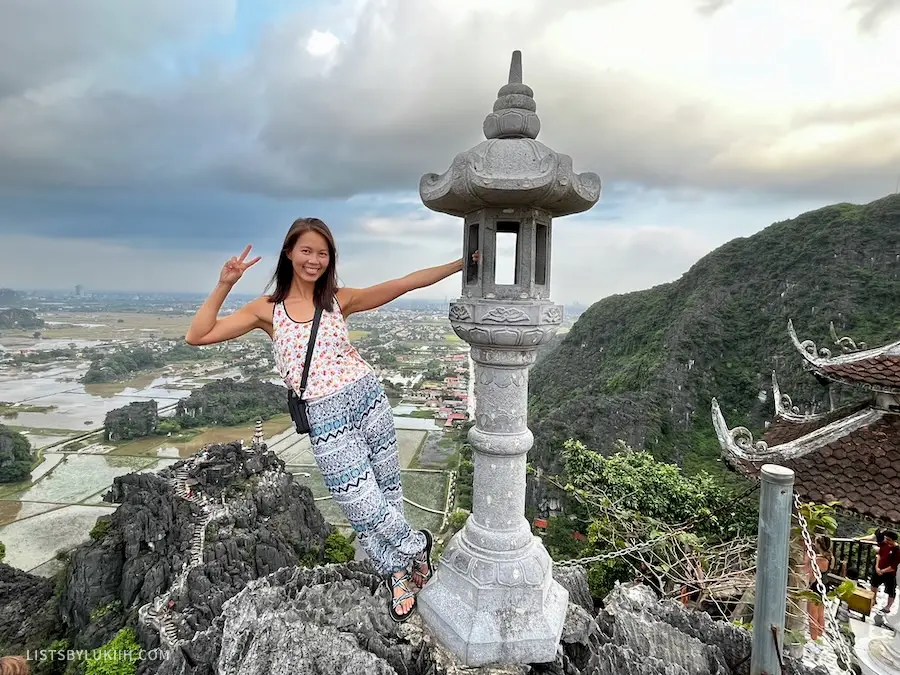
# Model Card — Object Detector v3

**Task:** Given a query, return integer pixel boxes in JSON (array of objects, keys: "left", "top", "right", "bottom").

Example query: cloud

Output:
[
  {"left": 1, "top": 0, "right": 898, "bottom": 306},
  {"left": 0, "top": 234, "right": 246, "bottom": 294},
  {"left": 0, "top": 0, "right": 235, "bottom": 99},
  {"left": 849, "top": 0, "right": 900, "bottom": 32},
  {"left": 695, "top": 0, "right": 732, "bottom": 16},
  {"left": 1, "top": 0, "right": 898, "bottom": 214}
]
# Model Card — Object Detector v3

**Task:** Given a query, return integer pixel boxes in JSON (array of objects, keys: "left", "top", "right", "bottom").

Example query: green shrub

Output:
[
  {"left": 84, "top": 627, "right": 141, "bottom": 675},
  {"left": 89, "top": 519, "right": 111, "bottom": 541},
  {"left": 324, "top": 532, "right": 355, "bottom": 564}
]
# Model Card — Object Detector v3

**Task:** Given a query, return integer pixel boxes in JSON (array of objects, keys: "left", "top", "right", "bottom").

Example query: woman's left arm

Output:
[{"left": 339, "top": 258, "right": 464, "bottom": 317}]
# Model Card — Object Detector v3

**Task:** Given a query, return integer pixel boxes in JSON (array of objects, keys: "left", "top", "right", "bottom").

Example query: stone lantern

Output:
[{"left": 415, "top": 51, "right": 601, "bottom": 666}]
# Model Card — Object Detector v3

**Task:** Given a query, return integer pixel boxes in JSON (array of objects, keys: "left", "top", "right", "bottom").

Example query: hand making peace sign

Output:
[{"left": 219, "top": 245, "right": 262, "bottom": 286}]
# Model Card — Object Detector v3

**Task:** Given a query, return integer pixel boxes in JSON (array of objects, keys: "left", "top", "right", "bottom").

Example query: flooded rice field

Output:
[
  {"left": 289, "top": 465, "right": 446, "bottom": 534},
  {"left": 0, "top": 330, "right": 446, "bottom": 576},
  {"left": 0, "top": 364, "right": 193, "bottom": 431}
]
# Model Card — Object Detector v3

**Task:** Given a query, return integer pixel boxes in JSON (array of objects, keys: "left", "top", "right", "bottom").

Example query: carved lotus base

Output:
[
  {"left": 448, "top": 300, "right": 562, "bottom": 349},
  {"left": 416, "top": 524, "right": 567, "bottom": 666}
]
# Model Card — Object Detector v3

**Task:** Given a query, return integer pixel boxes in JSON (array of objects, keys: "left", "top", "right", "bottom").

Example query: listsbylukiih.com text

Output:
[{"left": 24, "top": 648, "right": 170, "bottom": 662}]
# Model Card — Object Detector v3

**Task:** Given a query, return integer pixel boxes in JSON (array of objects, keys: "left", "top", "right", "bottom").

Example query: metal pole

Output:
[{"left": 752, "top": 464, "right": 795, "bottom": 675}]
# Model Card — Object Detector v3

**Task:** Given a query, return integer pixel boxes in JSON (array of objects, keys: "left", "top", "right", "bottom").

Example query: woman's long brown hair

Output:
[
  {"left": 0, "top": 656, "right": 29, "bottom": 675},
  {"left": 266, "top": 218, "right": 338, "bottom": 312}
]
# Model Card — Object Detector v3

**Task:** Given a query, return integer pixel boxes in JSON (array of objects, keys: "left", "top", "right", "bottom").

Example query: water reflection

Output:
[{"left": 0, "top": 367, "right": 193, "bottom": 430}]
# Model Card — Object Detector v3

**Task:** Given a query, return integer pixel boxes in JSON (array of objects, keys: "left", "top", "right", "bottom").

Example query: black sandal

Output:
[
  {"left": 386, "top": 570, "right": 417, "bottom": 623},
  {"left": 411, "top": 529, "right": 434, "bottom": 589}
]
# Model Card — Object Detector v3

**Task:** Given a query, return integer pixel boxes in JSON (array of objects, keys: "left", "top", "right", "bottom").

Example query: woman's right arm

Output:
[
  {"left": 185, "top": 245, "right": 265, "bottom": 346},
  {"left": 185, "top": 285, "right": 266, "bottom": 346}
]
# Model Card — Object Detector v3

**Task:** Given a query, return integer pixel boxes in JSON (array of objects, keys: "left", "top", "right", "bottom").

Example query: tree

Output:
[
  {"left": 554, "top": 439, "right": 759, "bottom": 601},
  {"left": 785, "top": 500, "right": 843, "bottom": 652},
  {"left": 105, "top": 401, "right": 159, "bottom": 441},
  {"left": 174, "top": 378, "right": 286, "bottom": 428},
  {"left": 0, "top": 540, "right": 5, "bottom": 562},
  {"left": 0, "top": 424, "right": 34, "bottom": 483}
]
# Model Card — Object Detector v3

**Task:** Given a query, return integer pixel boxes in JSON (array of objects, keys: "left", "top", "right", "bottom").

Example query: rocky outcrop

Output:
[
  {"left": 57, "top": 441, "right": 331, "bottom": 652},
  {"left": 0, "top": 561, "right": 61, "bottom": 654},
  {"left": 0, "top": 307, "right": 43, "bottom": 329},
  {"left": 105, "top": 400, "right": 159, "bottom": 441},
  {"left": 145, "top": 564, "right": 825, "bottom": 675}
]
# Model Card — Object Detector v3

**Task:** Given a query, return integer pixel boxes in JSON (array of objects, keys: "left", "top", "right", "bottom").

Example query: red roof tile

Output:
[
  {"left": 728, "top": 411, "right": 900, "bottom": 524},
  {"left": 818, "top": 355, "right": 900, "bottom": 391}
]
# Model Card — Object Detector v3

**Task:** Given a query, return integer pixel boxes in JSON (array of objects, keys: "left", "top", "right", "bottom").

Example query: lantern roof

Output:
[{"left": 419, "top": 51, "right": 601, "bottom": 218}]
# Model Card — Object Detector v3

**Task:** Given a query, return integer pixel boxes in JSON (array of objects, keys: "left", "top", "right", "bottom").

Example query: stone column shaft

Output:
[{"left": 467, "top": 357, "right": 532, "bottom": 548}]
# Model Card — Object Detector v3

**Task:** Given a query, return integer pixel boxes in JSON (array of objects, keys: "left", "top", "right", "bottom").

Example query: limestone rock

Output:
[
  {"left": 0, "top": 561, "right": 61, "bottom": 653},
  {"left": 56, "top": 442, "right": 331, "bottom": 651},
  {"left": 145, "top": 564, "right": 824, "bottom": 675}
]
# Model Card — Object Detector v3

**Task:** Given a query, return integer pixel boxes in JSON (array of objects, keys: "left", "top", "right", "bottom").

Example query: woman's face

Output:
[{"left": 288, "top": 230, "right": 330, "bottom": 283}]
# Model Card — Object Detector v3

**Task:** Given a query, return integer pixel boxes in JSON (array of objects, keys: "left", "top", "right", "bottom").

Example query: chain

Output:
[
  {"left": 793, "top": 491, "right": 854, "bottom": 671},
  {"left": 555, "top": 532, "right": 675, "bottom": 567}
]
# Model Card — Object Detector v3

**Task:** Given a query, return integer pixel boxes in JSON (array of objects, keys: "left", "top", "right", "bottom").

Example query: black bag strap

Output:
[{"left": 297, "top": 306, "right": 323, "bottom": 400}]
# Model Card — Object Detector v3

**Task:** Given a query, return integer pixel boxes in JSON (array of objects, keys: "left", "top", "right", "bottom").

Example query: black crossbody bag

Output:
[{"left": 287, "top": 306, "right": 323, "bottom": 435}]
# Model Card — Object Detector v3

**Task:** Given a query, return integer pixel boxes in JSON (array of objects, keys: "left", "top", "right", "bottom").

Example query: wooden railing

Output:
[{"left": 830, "top": 537, "right": 876, "bottom": 582}]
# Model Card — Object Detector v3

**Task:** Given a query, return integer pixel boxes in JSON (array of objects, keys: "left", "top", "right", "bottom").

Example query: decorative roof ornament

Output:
[
  {"left": 772, "top": 370, "right": 838, "bottom": 422},
  {"left": 772, "top": 371, "right": 801, "bottom": 418},
  {"left": 830, "top": 321, "right": 867, "bottom": 353},
  {"left": 711, "top": 398, "right": 772, "bottom": 460},
  {"left": 788, "top": 319, "right": 900, "bottom": 393},
  {"left": 788, "top": 319, "right": 833, "bottom": 362}
]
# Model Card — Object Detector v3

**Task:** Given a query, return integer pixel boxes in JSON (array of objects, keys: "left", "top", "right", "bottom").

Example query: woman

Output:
[
  {"left": 806, "top": 535, "right": 834, "bottom": 641},
  {"left": 186, "top": 217, "right": 472, "bottom": 622}
]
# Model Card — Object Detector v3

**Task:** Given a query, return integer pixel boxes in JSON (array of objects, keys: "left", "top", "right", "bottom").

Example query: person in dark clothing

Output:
[{"left": 863, "top": 529, "right": 900, "bottom": 613}]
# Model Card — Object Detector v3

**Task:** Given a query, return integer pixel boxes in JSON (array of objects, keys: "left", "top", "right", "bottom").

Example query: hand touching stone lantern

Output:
[{"left": 415, "top": 51, "right": 601, "bottom": 666}]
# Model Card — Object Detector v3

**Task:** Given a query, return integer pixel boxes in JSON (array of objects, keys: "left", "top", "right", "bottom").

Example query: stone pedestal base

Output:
[
  {"left": 417, "top": 527, "right": 568, "bottom": 666},
  {"left": 858, "top": 634, "right": 900, "bottom": 674}
]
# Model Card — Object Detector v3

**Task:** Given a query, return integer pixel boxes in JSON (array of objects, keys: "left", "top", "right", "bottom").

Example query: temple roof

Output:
[
  {"left": 712, "top": 391, "right": 900, "bottom": 524},
  {"left": 711, "top": 320, "right": 900, "bottom": 522},
  {"left": 789, "top": 319, "right": 900, "bottom": 393}
]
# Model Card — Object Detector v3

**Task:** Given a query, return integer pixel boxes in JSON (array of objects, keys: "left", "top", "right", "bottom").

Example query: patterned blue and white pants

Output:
[{"left": 307, "top": 372, "right": 426, "bottom": 575}]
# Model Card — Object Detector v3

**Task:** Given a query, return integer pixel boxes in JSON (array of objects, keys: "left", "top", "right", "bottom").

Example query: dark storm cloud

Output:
[
  {"left": 0, "top": 0, "right": 897, "bottom": 244},
  {"left": 0, "top": 0, "right": 234, "bottom": 98}
]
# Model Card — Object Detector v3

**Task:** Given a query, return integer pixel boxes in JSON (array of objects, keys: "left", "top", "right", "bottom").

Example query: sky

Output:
[{"left": 1, "top": 0, "right": 898, "bottom": 305}]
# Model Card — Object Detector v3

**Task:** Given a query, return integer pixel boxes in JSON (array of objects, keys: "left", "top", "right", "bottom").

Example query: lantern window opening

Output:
[
  {"left": 466, "top": 222, "right": 480, "bottom": 285},
  {"left": 535, "top": 222, "right": 549, "bottom": 286},
  {"left": 495, "top": 220, "right": 521, "bottom": 286}
]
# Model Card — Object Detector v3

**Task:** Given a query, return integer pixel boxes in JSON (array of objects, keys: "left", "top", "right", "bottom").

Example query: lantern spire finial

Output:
[
  {"left": 483, "top": 50, "right": 540, "bottom": 140},
  {"left": 508, "top": 50, "right": 522, "bottom": 84}
]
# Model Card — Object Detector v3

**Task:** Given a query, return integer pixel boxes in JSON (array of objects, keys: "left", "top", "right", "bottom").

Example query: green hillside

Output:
[{"left": 529, "top": 193, "right": 900, "bottom": 479}]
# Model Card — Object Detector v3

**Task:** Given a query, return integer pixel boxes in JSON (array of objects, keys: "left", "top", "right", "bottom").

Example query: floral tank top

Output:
[{"left": 271, "top": 298, "right": 373, "bottom": 401}]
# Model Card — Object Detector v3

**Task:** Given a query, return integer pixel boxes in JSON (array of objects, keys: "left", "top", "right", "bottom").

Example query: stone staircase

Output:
[
  {"left": 137, "top": 459, "right": 226, "bottom": 651},
  {"left": 173, "top": 468, "right": 205, "bottom": 505}
]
